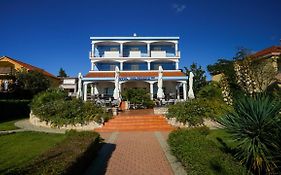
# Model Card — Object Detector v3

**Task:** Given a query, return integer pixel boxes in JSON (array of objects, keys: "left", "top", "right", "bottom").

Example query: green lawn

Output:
[
  {"left": 0, "top": 120, "right": 19, "bottom": 131},
  {"left": 0, "top": 132, "right": 66, "bottom": 174}
]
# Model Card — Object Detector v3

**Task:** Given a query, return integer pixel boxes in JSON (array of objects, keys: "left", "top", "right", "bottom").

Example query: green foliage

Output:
[
  {"left": 31, "top": 89, "right": 111, "bottom": 126},
  {"left": 9, "top": 131, "right": 101, "bottom": 175},
  {"left": 184, "top": 63, "right": 207, "bottom": 93},
  {"left": 167, "top": 100, "right": 205, "bottom": 126},
  {"left": 122, "top": 88, "right": 154, "bottom": 108},
  {"left": 15, "top": 68, "right": 50, "bottom": 95},
  {"left": 168, "top": 128, "right": 247, "bottom": 175},
  {"left": 0, "top": 100, "right": 30, "bottom": 121},
  {"left": 57, "top": 68, "right": 67, "bottom": 77},
  {"left": 197, "top": 82, "right": 223, "bottom": 100},
  {"left": 167, "top": 98, "right": 231, "bottom": 126},
  {"left": 219, "top": 95, "right": 281, "bottom": 174},
  {"left": 207, "top": 59, "right": 235, "bottom": 77}
]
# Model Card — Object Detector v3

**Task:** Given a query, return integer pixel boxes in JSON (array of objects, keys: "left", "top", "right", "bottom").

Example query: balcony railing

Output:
[
  {"left": 129, "top": 51, "right": 141, "bottom": 57},
  {"left": 89, "top": 50, "right": 180, "bottom": 58},
  {"left": 104, "top": 51, "right": 120, "bottom": 57}
]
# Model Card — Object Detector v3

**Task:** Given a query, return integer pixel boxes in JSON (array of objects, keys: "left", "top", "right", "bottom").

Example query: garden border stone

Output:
[{"left": 29, "top": 111, "right": 102, "bottom": 131}]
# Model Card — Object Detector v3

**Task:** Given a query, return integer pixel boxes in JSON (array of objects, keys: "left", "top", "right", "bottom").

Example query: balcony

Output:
[
  {"left": 151, "top": 51, "right": 166, "bottom": 57},
  {"left": 104, "top": 51, "right": 120, "bottom": 57},
  {"left": 129, "top": 51, "right": 141, "bottom": 57}
]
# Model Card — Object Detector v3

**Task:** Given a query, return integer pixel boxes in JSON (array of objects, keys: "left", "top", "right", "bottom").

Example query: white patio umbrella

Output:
[
  {"left": 113, "top": 66, "right": 120, "bottom": 100},
  {"left": 94, "top": 85, "right": 99, "bottom": 95},
  {"left": 188, "top": 72, "right": 195, "bottom": 99},
  {"left": 157, "top": 66, "right": 165, "bottom": 99},
  {"left": 76, "top": 72, "right": 83, "bottom": 99}
]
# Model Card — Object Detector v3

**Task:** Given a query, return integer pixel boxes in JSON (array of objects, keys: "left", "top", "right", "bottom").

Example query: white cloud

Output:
[{"left": 172, "top": 3, "right": 186, "bottom": 13}]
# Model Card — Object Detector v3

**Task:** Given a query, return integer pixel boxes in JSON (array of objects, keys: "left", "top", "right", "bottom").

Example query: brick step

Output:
[
  {"left": 107, "top": 119, "right": 167, "bottom": 123},
  {"left": 112, "top": 117, "right": 165, "bottom": 120},
  {"left": 104, "top": 122, "right": 169, "bottom": 126},
  {"left": 98, "top": 125, "right": 173, "bottom": 129},
  {"left": 95, "top": 127, "right": 174, "bottom": 132}
]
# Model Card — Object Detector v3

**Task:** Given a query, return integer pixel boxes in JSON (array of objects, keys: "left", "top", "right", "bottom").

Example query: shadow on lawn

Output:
[{"left": 84, "top": 142, "right": 116, "bottom": 175}]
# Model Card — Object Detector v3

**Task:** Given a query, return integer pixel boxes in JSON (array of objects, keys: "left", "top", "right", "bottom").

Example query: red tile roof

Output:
[
  {"left": 0, "top": 56, "right": 58, "bottom": 79},
  {"left": 251, "top": 46, "right": 281, "bottom": 58},
  {"left": 85, "top": 71, "right": 186, "bottom": 78}
]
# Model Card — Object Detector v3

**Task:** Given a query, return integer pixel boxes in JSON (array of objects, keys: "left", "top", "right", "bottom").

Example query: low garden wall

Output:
[
  {"left": 29, "top": 112, "right": 102, "bottom": 131},
  {"left": 166, "top": 117, "right": 222, "bottom": 129}
]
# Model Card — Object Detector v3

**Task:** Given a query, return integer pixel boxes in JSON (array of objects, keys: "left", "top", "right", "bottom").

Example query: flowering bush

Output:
[{"left": 166, "top": 98, "right": 230, "bottom": 126}]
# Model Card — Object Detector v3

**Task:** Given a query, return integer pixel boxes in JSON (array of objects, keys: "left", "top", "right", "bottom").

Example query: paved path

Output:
[
  {"left": 14, "top": 119, "right": 66, "bottom": 134},
  {"left": 85, "top": 131, "right": 186, "bottom": 175}
]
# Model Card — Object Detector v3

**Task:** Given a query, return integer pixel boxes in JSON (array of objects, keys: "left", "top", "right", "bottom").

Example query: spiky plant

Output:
[{"left": 219, "top": 95, "right": 281, "bottom": 175}]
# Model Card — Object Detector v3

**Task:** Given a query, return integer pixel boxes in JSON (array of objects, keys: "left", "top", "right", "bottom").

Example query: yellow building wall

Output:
[{"left": 212, "top": 74, "right": 223, "bottom": 82}]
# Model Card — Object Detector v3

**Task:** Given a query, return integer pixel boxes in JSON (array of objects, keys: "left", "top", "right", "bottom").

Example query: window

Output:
[
  {"left": 110, "top": 65, "right": 116, "bottom": 71},
  {"left": 131, "top": 47, "right": 139, "bottom": 51},
  {"left": 110, "top": 47, "right": 118, "bottom": 51},
  {"left": 131, "top": 64, "right": 139, "bottom": 70},
  {"left": 154, "top": 64, "right": 161, "bottom": 70},
  {"left": 153, "top": 47, "right": 161, "bottom": 51}
]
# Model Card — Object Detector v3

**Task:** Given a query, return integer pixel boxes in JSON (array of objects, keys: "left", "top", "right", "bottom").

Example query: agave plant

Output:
[{"left": 219, "top": 95, "right": 281, "bottom": 175}]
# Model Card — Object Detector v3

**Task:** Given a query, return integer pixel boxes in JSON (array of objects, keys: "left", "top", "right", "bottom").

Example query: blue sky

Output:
[{"left": 1, "top": 0, "right": 281, "bottom": 79}]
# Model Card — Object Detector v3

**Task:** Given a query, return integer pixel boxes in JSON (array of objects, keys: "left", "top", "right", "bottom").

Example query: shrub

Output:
[
  {"left": 122, "top": 88, "right": 154, "bottom": 108},
  {"left": 168, "top": 128, "right": 247, "bottom": 175},
  {"left": 166, "top": 98, "right": 230, "bottom": 126},
  {"left": 31, "top": 89, "right": 111, "bottom": 126},
  {"left": 9, "top": 131, "right": 101, "bottom": 175},
  {"left": 0, "top": 100, "right": 30, "bottom": 121},
  {"left": 219, "top": 95, "right": 281, "bottom": 174},
  {"left": 197, "top": 82, "right": 223, "bottom": 100}
]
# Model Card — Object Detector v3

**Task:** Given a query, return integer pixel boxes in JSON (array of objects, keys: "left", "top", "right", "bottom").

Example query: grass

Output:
[
  {"left": 168, "top": 128, "right": 247, "bottom": 175},
  {"left": 0, "top": 132, "right": 66, "bottom": 174},
  {"left": 0, "top": 120, "right": 19, "bottom": 131}
]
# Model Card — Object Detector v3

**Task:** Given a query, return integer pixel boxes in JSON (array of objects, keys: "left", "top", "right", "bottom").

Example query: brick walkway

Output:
[
  {"left": 105, "top": 132, "right": 173, "bottom": 175},
  {"left": 85, "top": 109, "right": 186, "bottom": 175}
]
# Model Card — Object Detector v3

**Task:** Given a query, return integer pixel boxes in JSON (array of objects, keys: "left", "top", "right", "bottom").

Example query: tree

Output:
[
  {"left": 184, "top": 63, "right": 207, "bottom": 94},
  {"left": 15, "top": 68, "right": 50, "bottom": 95},
  {"left": 58, "top": 68, "right": 67, "bottom": 77},
  {"left": 233, "top": 47, "right": 252, "bottom": 61}
]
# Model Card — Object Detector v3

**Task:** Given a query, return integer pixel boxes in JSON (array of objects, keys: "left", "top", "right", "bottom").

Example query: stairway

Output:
[{"left": 95, "top": 114, "right": 174, "bottom": 132}]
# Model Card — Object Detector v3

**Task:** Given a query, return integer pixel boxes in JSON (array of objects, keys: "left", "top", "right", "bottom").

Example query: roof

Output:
[
  {"left": 251, "top": 46, "right": 281, "bottom": 58},
  {"left": 0, "top": 56, "right": 58, "bottom": 79},
  {"left": 90, "top": 36, "right": 179, "bottom": 40},
  {"left": 85, "top": 71, "right": 186, "bottom": 78}
]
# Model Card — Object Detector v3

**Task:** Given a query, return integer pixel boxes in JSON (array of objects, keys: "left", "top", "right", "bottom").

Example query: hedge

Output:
[
  {"left": 168, "top": 128, "right": 247, "bottom": 175},
  {"left": 0, "top": 100, "right": 31, "bottom": 121},
  {"left": 8, "top": 131, "right": 101, "bottom": 175}
]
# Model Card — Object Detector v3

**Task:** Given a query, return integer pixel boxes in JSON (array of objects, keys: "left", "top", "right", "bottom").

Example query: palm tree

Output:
[{"left": 219, "top": 95, "right": 281, "bottom": 174}]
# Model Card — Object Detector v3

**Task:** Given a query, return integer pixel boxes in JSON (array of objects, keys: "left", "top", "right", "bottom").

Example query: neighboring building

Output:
[
  {"left": 0, "top": 56, "right": 60, "bottom": 91},
  {"left": 80, "top": 35, "right": 188, "bottom": 101},
  {"left": 60, "top": 77, "right": 78, "bottom": 96},
  {"left": 211, "top": 46, "right": 281, "bottom": 84},
  {"left": 251, "top": 46, "right": 281, "bottom": 87}
]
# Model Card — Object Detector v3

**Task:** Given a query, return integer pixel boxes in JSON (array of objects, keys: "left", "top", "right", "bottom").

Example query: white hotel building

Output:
[{"left": 80, "top": 35, "right": 188, "bottom": 101}]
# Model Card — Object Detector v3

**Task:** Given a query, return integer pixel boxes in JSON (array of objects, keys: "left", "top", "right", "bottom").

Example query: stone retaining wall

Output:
[
  {"left": 29, "top": 112, "right": 102, "bottom": 131},
  {"left": 166, "top": 117, "right": 222, "bottom": 129}
]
